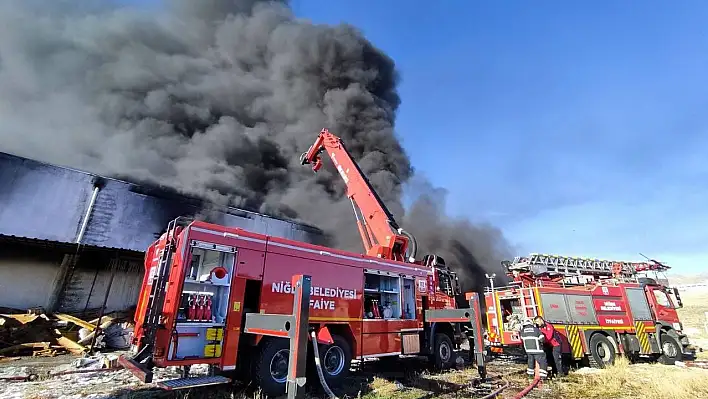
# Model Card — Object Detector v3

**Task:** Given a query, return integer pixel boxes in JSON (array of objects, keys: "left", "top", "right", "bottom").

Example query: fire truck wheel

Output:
[
  {"left": 318, "top": 334, "right": 352, "bottom": 387},
  {"left": 433, "top": 333, "right": 455, "bottom": 370},
  {"left": 253, "top": 338, "right": 290, "bottom": 397},
  {"left": 588, "top": 333, "right": 615, "bottom": 369},
  {"left": 658, "top": 334, "right": 682, "bottom": 365}
]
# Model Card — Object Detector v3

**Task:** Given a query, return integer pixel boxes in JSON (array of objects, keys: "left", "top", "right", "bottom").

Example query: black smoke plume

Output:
[
  {"left": 0, "top": 0, "right": 509, "bottom": 289},
  {"left": 403, "top": 178, "right": 512, "bottom": 292}
]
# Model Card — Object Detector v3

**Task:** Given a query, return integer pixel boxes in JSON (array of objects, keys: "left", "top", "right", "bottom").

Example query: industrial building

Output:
[{"left": 0, "top": 151, "right": 324, "bottom": 314}]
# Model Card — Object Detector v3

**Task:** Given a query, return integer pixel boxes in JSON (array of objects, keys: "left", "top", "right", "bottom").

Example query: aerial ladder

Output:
[
  {"left": 502, "top": 253, "right": 671, "bottom": 284},
  {"left": 300, "top": 128, "right": 419, "bottom": 263}
]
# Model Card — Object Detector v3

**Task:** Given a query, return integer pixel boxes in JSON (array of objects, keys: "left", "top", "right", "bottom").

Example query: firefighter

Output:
[
  {"left": 534, "top": 315, "right": 565, "bottom": 377},
  {"left": 520, "top": 318, "right": 548, "bottom": 380}
]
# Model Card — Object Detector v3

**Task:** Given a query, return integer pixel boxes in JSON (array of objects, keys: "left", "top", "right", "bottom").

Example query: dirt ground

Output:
[
  {"left": 2, "top": 289, "right": 707, "bottom": 399},
  {"left": 0, "top": 348, "right": 530, "bottom": 399},
  {"left": 3, "top": 349, "right": 706, "bottom": 399},
  {"left": 2, "top": 342, "right": 707, "bottom": 399}
]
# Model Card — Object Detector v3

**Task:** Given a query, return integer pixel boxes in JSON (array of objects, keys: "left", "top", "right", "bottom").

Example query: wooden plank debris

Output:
[
  {"left": 55, "top": 314, "right": 96, "bottom": 331},
  {"left": 55, "top": 330, "right": 87, "bottom": 355}
]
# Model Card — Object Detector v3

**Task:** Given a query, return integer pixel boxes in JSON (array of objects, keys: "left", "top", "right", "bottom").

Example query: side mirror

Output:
[{"left": 673, "top": 287, "right": 683, "bottom": 308}]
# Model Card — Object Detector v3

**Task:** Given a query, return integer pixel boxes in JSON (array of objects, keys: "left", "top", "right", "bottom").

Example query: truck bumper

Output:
[{"left": 679, "top": 334, "right": 690, "bottom": 346}]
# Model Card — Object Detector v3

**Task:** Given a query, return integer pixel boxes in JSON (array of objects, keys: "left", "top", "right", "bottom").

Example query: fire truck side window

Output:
[{"left": 652, "top": 289, "right": 673, "bottom": 308}]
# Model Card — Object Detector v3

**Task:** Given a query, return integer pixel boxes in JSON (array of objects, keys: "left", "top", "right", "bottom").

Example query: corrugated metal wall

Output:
[
  {"left": 0, "top": 151, "right": 325, "bottom": 249},
  {"left": 0, "top": 151, "right": 326, "bottom": 313}
]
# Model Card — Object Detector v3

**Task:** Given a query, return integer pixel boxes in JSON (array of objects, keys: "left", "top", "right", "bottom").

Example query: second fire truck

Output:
[{"left": 485, "top": 253, "right": 693, "bottom": 368}]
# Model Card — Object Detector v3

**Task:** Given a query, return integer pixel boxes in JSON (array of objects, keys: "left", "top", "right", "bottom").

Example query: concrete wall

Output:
[
  {"left": 0, "top": 240, "right": 143, "bottom": 313},
  {"left": 57, "top": 256, "right": 144, "bottom": 314},
  {"left": 0, "top": 255, "right": 61, "bottom": 310}
]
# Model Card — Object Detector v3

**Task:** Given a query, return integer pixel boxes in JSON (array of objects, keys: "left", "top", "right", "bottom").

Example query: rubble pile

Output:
[{"left": 0, "top": 308, "right": 135, "bottom": 361}]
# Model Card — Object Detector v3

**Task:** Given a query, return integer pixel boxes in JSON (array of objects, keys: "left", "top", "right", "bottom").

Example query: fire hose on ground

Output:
[
  {"left": 513, "top": 375, "right": 541, "bottom": 399},
  {"left": 477, "top": 379, "right": 510, "bottom": 399},
  {"left": 469, "top": 369, "right": 524, "bottom": 398},
  {"left": 470, "top": 365, "right": 541, "bottom": 399},
  {"left": 311, "top": 330, "right": 339, "bottom": 399}
]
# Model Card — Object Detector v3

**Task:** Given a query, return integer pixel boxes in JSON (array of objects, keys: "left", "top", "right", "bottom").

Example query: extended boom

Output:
[{"left": 300, "top": 128, "right": 417, "bottom": 262}]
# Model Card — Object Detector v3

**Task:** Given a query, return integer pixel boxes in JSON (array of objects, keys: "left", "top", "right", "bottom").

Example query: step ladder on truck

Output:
[
  {"left": 484, "top": 253, "right": 695, "bottom": 367},
  {"left": 118, "top": 129, "right": 489, "bottom": 398}
]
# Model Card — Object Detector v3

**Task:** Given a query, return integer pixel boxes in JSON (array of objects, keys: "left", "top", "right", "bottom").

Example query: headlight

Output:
[{"left": 672, "top": 322, "right": 682, "bottom": 331}]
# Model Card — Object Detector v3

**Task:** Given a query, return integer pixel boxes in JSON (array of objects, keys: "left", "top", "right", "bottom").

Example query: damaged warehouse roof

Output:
[{"left": 0, "top": 151, "right": 325, "bottom": 252}]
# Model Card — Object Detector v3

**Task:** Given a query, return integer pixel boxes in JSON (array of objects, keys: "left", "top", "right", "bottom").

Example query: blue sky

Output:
[{"left": 120, "top": 1, "right": 708, "bottom": 274}]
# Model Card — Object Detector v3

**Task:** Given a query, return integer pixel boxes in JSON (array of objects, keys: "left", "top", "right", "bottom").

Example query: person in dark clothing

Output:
[
  {"left": 534, "top": 316, "right": 565, "bottom": 377},
  {"left": 520, "top": 319, "right": 548, "bottom": 380}
]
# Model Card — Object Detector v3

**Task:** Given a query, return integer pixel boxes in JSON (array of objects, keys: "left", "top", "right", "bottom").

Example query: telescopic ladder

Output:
[{"left": 505, "top": 253, "right": 670, "bottom": 279}]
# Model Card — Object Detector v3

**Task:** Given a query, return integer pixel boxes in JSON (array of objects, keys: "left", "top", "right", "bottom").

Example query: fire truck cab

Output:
[{"left": 485, "top": 253, "right": 693, "bottom": 368}]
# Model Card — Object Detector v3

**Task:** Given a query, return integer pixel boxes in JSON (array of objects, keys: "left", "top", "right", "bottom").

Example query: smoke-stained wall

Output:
[{"left": 0, "top": 152, "right": 324, "bottom": 251}]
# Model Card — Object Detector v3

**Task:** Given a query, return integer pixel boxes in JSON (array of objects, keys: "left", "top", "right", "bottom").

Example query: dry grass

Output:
[
  {"left": 677, "top": 290, "right": 708, "bottom": 344},
  {"left": 551, "top": 356, "right": 708, "bottom": 399}
]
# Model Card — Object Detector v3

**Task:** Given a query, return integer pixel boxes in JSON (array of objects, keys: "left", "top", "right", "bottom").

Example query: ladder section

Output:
[
  {"left": 137, "top": 217, "right": 189, "bottom": 365},
  {"left": 518, "top": 287, "right": 537, "bottom": 319},
  {"left": 507, "top": 253, "right": 669, "bottom": 278}
]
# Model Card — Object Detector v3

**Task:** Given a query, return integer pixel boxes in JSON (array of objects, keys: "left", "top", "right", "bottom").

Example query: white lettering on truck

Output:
[
  {"left": 600, "top": 301, "right": 622, "bottom": 311},
  {"left": 271, "top": 281, "right": 356, "bottom": 311}
]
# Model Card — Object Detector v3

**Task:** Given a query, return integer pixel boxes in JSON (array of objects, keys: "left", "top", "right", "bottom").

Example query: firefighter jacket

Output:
[
  {"left": 539, "top": 322, "right": 561, "bottom": 347},
  {"left": 520, "top": 324, "right": 545, "bottom": 354}
]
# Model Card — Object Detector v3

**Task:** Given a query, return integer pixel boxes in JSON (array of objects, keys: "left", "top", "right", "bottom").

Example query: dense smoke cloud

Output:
[
  {"left": 0, "top": 0, "right": 509, "bottom": 289},
  {"left": 403, "top": 178, "right": 512, "bottom": 292}
]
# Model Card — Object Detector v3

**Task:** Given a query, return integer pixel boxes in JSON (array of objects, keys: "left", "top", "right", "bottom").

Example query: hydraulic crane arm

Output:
[{"left": 300, "top": 128, "right": 417, "bottom": 262}]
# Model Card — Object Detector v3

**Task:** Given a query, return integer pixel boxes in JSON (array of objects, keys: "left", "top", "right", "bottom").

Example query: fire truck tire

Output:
[
  {"left": 317, "top": 334, "right": 352, "bottom": 388},
  {"left": 588, "top": 333, "right": 615, "bottom": 369},
  {"left": 432, "top": 333, "right": 455, "bottom": 370},
  {"left": 658, "top": 334, "right": 682, "bottom": 365},
  {"left": 253, "top": 337, "right": 290, "bottom": 397}
]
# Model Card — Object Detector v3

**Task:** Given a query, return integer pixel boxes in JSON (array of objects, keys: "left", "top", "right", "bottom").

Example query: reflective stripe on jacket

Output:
[{"left": 520, "top": 325, "right": 545, "bottom": 353}]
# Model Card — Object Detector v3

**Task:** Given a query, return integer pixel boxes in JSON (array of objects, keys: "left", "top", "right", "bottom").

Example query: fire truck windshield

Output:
[{"left": 653, "top": 288, "right": 679, "bottom": 309}]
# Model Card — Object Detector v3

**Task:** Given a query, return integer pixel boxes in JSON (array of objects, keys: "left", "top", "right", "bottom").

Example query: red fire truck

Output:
[
  {"left": 119, "top": 129, "right": 487, "bottom": 397},
  {"left": 485, "top": 253, "right": 693, "bottom": 368}
]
